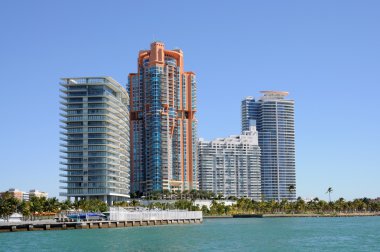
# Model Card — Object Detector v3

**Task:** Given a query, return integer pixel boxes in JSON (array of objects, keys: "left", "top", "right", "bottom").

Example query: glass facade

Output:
[
  {"left": 241, "top": 92, "right": 296, "bottom": 201},
  {"left": 129, "top": 42, "right": 198, "bottom": 194},
  {"left": 59, "top": 77, "right": 130, "bottom": 204},
  {"left": 241, "top": 96, "right": 260, "bottom": 132}
]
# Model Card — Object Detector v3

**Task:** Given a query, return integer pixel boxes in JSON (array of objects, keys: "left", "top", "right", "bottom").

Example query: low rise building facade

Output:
[
  {"left": 5, "top": 188, "right": 24, "bottom": 201},
  {"left": 0, "top": 188, "right": 48, "bottom": 201},
  {"left": 29, "top": 189, "right": 48, "bottom": 199},
  {"left": 198, "top": 127, "right": 261, "bottom": 200}
]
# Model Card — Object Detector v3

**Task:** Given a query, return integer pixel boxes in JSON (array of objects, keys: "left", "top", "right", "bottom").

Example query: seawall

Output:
[
  {"left": 0, "top": 218, "right": 202, "bottom": 233},
  {"left": 0, "top": 209, "right": 203, "bottom": 233},
  {"left": 232, "top": 212, "right": 380, "bottom": 218}
]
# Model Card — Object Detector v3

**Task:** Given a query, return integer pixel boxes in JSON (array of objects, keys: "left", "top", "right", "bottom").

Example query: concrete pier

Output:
[{"left": 0, "top": 218, "right": 202, "bottom": 233}]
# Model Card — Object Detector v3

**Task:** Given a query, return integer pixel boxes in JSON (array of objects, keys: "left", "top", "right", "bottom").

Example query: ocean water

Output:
[{"left": 0, "top": 217, "right": 379, "bottom": 251}]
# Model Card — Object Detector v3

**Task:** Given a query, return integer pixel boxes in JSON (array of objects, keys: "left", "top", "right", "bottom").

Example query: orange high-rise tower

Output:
[{"left": 128, "top": 42, "right": 197, "bottom": 194}]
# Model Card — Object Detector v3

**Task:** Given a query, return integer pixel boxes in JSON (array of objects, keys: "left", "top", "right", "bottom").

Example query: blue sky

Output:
[{"left": 0, "top": 0, "right": 379, "bottom": 200}]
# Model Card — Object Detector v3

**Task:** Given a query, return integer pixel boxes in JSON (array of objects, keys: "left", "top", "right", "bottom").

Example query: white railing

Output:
[{"left": 109, "top": 207, "right": 202, "bottom": 222}]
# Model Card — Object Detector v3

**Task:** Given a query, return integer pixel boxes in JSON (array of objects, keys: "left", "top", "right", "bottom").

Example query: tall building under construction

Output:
[{"left": 128, "top": 42, "right": 198, "bottom": 194}]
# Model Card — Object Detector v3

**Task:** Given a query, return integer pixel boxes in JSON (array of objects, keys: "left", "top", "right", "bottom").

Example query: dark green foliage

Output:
[
  {"left": 1, "top": 190, "right": 380, "bottom": 219},
  {"left": 78, "top": 199, "right": 107, "bottom": 212},
  {"left": 0, "top": 192, "right": 20, "bottom": 220}
]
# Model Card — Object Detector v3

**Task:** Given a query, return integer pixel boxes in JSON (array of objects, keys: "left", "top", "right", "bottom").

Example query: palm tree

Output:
[
  {"left": 279, "top": 199, "right": 288, "bottom": 213},
  {"left": 336, "top": 197, "right": 346, "bottom": 213},
  {"left": 288, "top": 185, "right": 295, "bottom": 199},
  {"left": 162, "top": 189, "right": 170, "bottom": 200},
  {"left": 189, "top": 189, "right": 198, "bottom": 200},
  {"left": 182, "top": 190, "right": 189, "bottom": 200},
  {"left": 45, "top": 197, "right": 60, "bottom": 213},
  {"left": 0, "top": 192, "right": 20, "bottom": 221},
  {"left": 326, "top": 187, "right": 333, "bottom": 202},
  {"left": 60, "top": 199, "right": 72, "bottom": 211},
  {"left": 295, "top": 197, "right": 306, "bottom": 213},
  {"left": 130, "top": 199, "right": 139, "bottom": 207}
]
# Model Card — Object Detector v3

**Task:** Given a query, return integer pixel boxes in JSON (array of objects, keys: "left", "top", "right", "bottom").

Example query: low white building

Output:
[
  {"left": 198, "top": 127, "right": 261, "bottom": 200},
  {"left": 1, "top": 188, "right": 48, "bottom": 201},
  {"left": 29, "top": 189, "right": 48, "bottom": 199},
  {"left": 140, "top": 199, "right": 237, "bottom": 209},
  {"left": 0, "top": 213, "right": 23, "bottom": 222},
  {"left": 193, "top": 200, "right": 236, "bottom": 209}
]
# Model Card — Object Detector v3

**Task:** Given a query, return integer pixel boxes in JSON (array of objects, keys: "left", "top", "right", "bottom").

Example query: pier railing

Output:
[{"left": 109, "top": 207, "right": 203, "bottom": 222}]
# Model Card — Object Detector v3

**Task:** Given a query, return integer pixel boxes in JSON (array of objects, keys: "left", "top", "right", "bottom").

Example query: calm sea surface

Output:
[{"left": 1, "top": 217, "right": 379, "bottom": 251}]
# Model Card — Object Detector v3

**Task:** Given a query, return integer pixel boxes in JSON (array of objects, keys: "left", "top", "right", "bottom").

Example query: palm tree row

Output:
[
  {"left": 2, "top": 190, "right": 379, "bottom": 219},
  {"left": 0, "top": 192, "right": 107, "bottom": 221},
  {"left": 131, "top": 189, "right": 237, "bottom": 200},
  {"left": 202, "top": 197, "right": 380, "bottom": 216},
  {"left": 119, "top": 197, "right": 380, "bottom": 216}
]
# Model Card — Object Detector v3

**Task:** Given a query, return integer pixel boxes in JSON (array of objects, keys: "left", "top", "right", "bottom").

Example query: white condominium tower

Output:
[
  {"left": 242, "top": 91, "right": 296, "bottom": 201},
  {"left": 198, "top": 127, "right": 261, "bottom": 200},
  {"left": 60, "top": 77, "right": 130, "bottom": 205}
]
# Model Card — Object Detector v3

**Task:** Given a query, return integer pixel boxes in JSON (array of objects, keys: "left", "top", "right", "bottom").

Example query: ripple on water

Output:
[{"left": 0, "top": 217, "right": 379, "bottom": 252}]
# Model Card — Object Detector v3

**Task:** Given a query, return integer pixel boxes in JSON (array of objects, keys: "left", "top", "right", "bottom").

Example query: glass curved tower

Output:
[
  {"left": 242, "top": 91, "right": 296, "bottom": 201},
  {"left": 59, "top": 77, "right": 130, "bottom": 204}
]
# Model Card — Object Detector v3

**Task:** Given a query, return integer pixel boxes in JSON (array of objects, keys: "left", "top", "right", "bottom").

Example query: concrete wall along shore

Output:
[
  {"left": 0, "top": 209, "right": 203, "bottom": 233},
  {"left": 140, "top": 199, "right": 236, "bottom": 209}
]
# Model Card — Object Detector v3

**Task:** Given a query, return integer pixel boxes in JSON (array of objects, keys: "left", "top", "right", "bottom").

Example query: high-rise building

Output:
[
  {"left": 60, "top": 77, "right": 130, "bottom": 204},
  {"left": 241, "top": 96, "right": 259, "bottom": 132},
  {"left": 241, "top": 91, "right": 296, "bottom": 201},
  {"left": 128, "top": 42, "right": 198, "bottom": 193},
  {"left": 198, "top": 127, "right": 261, "bottom": 200}
]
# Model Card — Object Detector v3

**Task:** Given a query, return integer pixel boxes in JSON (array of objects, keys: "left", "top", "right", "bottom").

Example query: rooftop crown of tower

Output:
[{"left": 149, "top": 41, "right": 165, "bottom": 64}]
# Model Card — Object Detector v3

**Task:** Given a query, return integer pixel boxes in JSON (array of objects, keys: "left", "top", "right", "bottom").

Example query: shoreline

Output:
[
  {"left": 2, "top": 212, "right": 379, "bottom": 232},
  {"left": 205, "top": 212, "right": 380, "bottom": 218},
  {"left": 203, "top": 215, "right": 233, "bottom": 219},
  {"left": 0, "top": 219, "right": 202, "bottom": 233}
]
